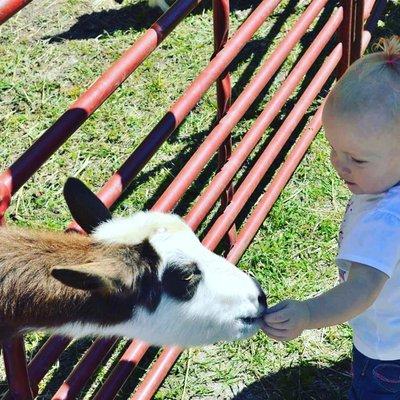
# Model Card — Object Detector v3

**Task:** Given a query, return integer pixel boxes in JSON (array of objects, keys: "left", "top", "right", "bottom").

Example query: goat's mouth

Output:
[{"left": 239, "top": 315, "right": 263, "bottom": 325}]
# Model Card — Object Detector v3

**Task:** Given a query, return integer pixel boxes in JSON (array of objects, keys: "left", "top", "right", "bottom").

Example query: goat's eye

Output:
[
  {"left": 181, "top": 273, "right": 194, "bottom": 281},
  {"left": 162, "top": 262, "right": 202, "bottom": 301}
]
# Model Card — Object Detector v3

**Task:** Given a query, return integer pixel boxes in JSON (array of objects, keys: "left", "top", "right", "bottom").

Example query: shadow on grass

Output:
[
  {"left": 232, "top": 358, "right": 351, "bottom": 400},
  {"left": 45, "top": 3, "right": 163, "bottom": 42},
  {"left": 0, "top": 352, "right": 353, "bottom": 399},
  {"left": 0, "top": 338, "right": 95, "bottom": 398},
  {"left": 44, "top": 0, "right": 263, "bottom": 42},
  {"left": 370, "top": 0, "right": 400, "bottom": 41},
  {"left": 192, "top": 3, "right": 338, "bottom": 250},
  {"left": 0, "top": 339, "right": 161, "bottom": 399},
  {"left": 109, "top": 0, "right": 296, "bottom": 215}
]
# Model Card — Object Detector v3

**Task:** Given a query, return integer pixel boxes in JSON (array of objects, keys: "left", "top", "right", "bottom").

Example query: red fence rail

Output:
[
  {"left": 0, "top": 0, "right": 202, "bottom": 210},
  {"left": 0, "top": 0, "right": 32, "bottom": 25},
  {"left": 0, "top": 0, "right": 387, "bottom": 398}
]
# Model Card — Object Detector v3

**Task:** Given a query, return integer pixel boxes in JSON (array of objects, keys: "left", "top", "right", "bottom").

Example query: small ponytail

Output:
[
  {"left": 374, "top": 36, "right": 400, "bottom": 64},
  {"left": 324, "top": 36, "right": 400, "bottom": 126}
]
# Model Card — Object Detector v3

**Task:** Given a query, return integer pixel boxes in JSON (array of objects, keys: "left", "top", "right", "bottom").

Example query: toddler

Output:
[{"left": 262, "top": 36, "right": 400, "bottom": 399}]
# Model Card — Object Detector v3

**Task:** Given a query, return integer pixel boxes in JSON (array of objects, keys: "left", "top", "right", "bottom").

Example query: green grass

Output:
[{"left": 0, "top": 0, "right": 399, "bottom": 398}]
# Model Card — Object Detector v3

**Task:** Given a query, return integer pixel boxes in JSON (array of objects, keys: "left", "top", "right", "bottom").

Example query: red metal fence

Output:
[
  {"left": 0, "top": 0, "right": 32, "bottom": 25},
  {"left": 0, "top": 0, "right": 386, "bottom": 398}
]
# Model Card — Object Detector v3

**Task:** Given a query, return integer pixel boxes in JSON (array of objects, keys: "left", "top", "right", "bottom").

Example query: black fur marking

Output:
[
  {"left": 51, "top": 268, "right": 110, "bottom": 291},
  {"left": 251, "top": 277, "right": 267, "bottom": 308},
  {"left": 135, "top": 270, "right": 162, "bottom": 312},
  {"left": 132, "top": 240, "right": 160, "bottom": 269},
  {"left": 162, "top": 262, "right": 202, "bottom": 301},
  {"left": 120, "top": 241, "right": 162, "bottom": 313},
  {"left": 63, "top": 177, "right": 112, "bottom": 234}
]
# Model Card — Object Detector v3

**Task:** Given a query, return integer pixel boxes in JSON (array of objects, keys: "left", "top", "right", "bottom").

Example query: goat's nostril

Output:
[{"left": 258, "top": 292, "right": 267, "bottom": 308}]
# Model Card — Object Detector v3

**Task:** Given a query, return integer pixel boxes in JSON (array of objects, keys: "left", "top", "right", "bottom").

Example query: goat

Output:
[
  {"left": 112, "top": 0, "right": 170, "bottom": 13},
  {"left": 0, "top": 178, "right": 267, "bottom": 347},
  {"left": 148, "top": 0, "right": 169, "bottom": 12}
]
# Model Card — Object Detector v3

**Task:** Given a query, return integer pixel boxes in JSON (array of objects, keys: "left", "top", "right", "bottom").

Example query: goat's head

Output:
[{"left": 54, "top": 178, "right": 267, "bottom": 347}]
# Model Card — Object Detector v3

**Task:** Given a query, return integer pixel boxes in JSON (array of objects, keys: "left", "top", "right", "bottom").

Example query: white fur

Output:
[
  {"left": 68, "top": 212, "right": 267, "bottom": 347},
  {"left": 92, "top": 211, "right": 190, "bottom": 245}
]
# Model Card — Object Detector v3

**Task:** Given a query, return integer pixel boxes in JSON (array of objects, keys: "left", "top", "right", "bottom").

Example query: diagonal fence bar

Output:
[
  {"left": 127, "top": 21, "right": 377, "bottom": 400},
  {"left": 1, "top": 0, "right": 385, "bottom": 398},
  {"left": 129, "top": 34, "right": 343, "bottom": 400},
  {"left": 91, "top": 340, "right": 149, "bottom": 400},
  {"left": 227, "top": 106, "right": 325, "bottom": 264},
  {"left": 93, "top": 0, "right": 283, "bottom": 209},
  {"left": 0, "top": 0, "right": 203, "bottom": 210},
  {"left": 185, "top": 10, "right": 341, "bottom": 229},
  {"left": 228, "top": 30, "right": 371, "bottom": 263},
  {"left": 157, "top": 7, "right": 342, "bottom": 222},
  {"left": 201, "top": 44, "right": 342, "bottom": 248},
  {"left": 51, "top": 338, "right": 117, "bottom": 400},
  {"left": 153, "top": 0, "right": 332, "bottom": 213}
]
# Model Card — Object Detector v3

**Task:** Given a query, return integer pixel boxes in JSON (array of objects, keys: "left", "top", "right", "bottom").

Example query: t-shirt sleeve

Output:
[{"left": 336, "top": 210, "right": 400, "bottom": 277}]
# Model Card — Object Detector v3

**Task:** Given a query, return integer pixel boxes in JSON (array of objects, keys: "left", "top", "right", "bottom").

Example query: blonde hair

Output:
[
  {"left": 375, "top": 36, "right": 400, "bottom": 61},
  {"left": 323, "top": 36, "right": 400, "bottom": 133}
]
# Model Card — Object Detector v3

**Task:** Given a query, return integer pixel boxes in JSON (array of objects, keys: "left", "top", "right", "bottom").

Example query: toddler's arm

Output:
[{"left": 262, "top": 262, "right": 388, "bottom": 341}]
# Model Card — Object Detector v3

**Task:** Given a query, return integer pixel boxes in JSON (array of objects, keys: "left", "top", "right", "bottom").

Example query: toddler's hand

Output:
[{"left": 262, "top": 299, "right": 310, "bottom": 341}]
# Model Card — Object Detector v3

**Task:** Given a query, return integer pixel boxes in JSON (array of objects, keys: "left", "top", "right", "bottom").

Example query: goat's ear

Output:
[
  {"left": 64, "top": 177, "right": 112, "bottom": 234},
  {"left": 51, "top": 262, "right": 124, "bottom": 293}
]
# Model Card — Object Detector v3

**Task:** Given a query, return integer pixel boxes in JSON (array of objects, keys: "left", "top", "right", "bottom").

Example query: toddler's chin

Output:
[{"left": 345, "top": 181, "right": 361, "bottom": 194}]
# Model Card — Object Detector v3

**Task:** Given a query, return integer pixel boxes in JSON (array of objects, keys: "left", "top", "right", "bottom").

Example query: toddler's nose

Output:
[
  {"left": 332, "top": 159, "right": 351, "bottom": 177},
  {"left": 340, "top": 165, "right": 351, "bottom": 175}
]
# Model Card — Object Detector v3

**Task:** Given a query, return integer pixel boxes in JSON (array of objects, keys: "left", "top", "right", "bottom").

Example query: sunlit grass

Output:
[{"left": 1, "top": 0, "right": 398, "bottom": 398}]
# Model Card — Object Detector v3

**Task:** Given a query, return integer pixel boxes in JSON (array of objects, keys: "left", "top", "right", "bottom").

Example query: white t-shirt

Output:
[{"left": 337, "top": 184, "right": 400, "bottom": 360}]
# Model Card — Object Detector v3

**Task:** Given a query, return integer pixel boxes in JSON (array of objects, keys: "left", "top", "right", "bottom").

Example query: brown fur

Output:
[{"left": 0, "top": 227, "right": 161, "bottom": 341}]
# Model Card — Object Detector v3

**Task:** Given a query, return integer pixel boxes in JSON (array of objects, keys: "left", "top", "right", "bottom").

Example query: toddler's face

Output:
[{"left": 323, "top": 112, "right": 400, "bottom": 194}]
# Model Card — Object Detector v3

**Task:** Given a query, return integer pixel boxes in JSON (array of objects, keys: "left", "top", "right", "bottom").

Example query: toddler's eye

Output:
[{"left": 351, "top": 157, "right": 367, "bottom": 164}]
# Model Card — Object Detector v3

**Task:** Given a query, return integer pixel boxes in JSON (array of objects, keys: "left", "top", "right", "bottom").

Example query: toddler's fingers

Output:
[
  {"left": 262, "top": 320, "right": 290, "bottom": 330},
  {"left": 266, "top": 300, "right": 289, "bottom": 313},
  {"left": 262, "top": 324, "right": 288, "bottom": 337},
  {"left": 263, "top": 311, "right": 289, "bottom": 324}
]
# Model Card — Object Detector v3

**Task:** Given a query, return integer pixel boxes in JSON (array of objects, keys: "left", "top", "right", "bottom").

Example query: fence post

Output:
[
  {"left": 337, "top": 0, "right": 353, "bottom": 77},
  {"left": 337, "top": 0, "right": 365, "bottom": 77},
  {"left": 351, "top": 0, "right": 364, "bottom": 62},
  {"left": 0, "top": 184, "right": 33, "bottom": 400},
  {"left": 2, "top": 337, "right": 33, "bottom": 400},
  {"left": 213, "top": 0, "right": 236, "bottom": 248}
]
